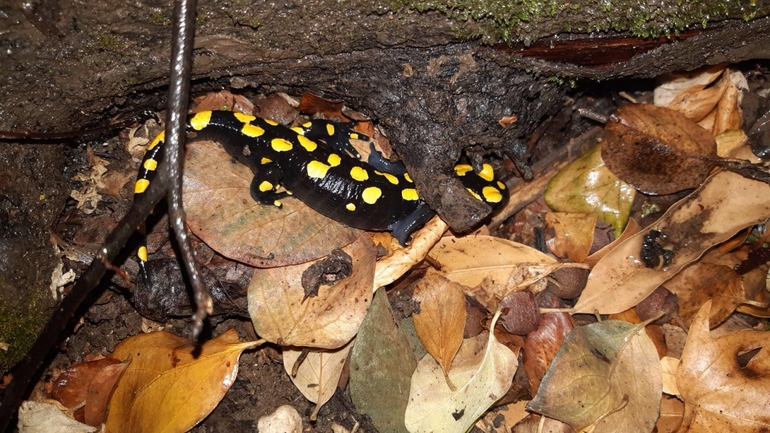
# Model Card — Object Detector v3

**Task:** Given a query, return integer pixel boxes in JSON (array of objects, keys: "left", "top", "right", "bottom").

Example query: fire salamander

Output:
[{"left": 134, "top": 110, "right": 508, "bottom": 274}]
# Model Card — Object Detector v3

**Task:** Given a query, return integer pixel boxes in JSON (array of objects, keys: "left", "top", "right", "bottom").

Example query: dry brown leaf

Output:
[
  {"left": 660, "top": 356, "right": 680, "bottom": 396},
  {"left": 712, "top": 69, "right": 747, "bottom": 136},
  {"left": 527, "top": 320, "right": 661, "bottom": 433},
  {"left": 545, "top": 212, "right": 597, "bottom": 263},
  {"left": 584, "top": 218, "right": 641, "bottom": 267},
  {"left": 184, "top": 139, "right": 360, "bottom": 268},
  {"left": 428, "top": 235, "right": 556, "bottom": 289},
  {"left": 657, "top": 396, "right": 684, "bottom": 433},
  {"left": 248, "top": 234, "right": 376, "bottom": 349},
  {"left": 521, "top": 313, "right": 575, "bottom": 394},
  {"left": 283, "top": 342, "right": 352, "bottom": 420},
  {"left": 412, "top": 272, "right": 467, "bottom": 379},
  {"left": 105, "top": 329, "right": 259, "bottom": 433},
  {"left": 574, "top": 171, "right": 770, "bottom": 314},
  {"left": 603, "top": 104, "right": 718, "bottom": 195},
  {"left": 17, "top": 400, "right": 98, "bottom": 433},
  {"left": 51, "top": 357, "right": 128, "bottom": 426},
  {"left": 676, "top": 301, "right": 770, "bottom": 432},
  {"left": 665, "top": 263, "right": 752, "bottom": 327}
]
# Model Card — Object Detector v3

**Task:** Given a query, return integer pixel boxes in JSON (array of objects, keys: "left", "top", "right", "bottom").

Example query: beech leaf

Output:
[
  {"left": 105, "top": 329, "right": 258, "bottom": 433},
  {"left": 602, "top": 104, "right": 718, "bottom": 195},
  {"left": 248, "top": 233, "right": 376, "bottom": 348},
  {"left": 574, "top": 171, "right": 770, "bottom": 314},
  {"left": 527, "top": 320, "right": 661, "bottom": 433},
  {"left": 412, "top": 272, "right": 467, "bottom": 379},
  {"left": 404, "top": 311, "right": 517, "bottom": 433},
  {"left": 676, "top": 301, "right": 770, "bottom": 431},
  {"left": 51, "top": 357, "right": 128, "bottom": 426},
  {"left": 183, "top": 139, "right": 360, "bottom": 268},
  {"left": 544, "top": 145, "right": 635, "bottom": 237},
  {"left": 427, "top": 235, "right": 556, "bottom": 289}
]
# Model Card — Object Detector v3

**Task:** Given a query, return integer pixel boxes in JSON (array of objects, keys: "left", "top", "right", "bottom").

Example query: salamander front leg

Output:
[
  {"left": 250, "top": 165, "right": 290, "bottom": 207},
  {"left": 388, "top": 203, "right": 436, "bottom": 246}
]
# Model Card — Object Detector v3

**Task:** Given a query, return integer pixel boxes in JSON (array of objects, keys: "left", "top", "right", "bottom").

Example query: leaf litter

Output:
[{"left": 33, "top": 68, "right": 770, "bottom": 433}]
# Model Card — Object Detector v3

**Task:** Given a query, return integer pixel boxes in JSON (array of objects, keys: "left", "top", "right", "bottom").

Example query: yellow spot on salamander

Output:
[
  {"left": 135, "top": 179, "right": 150, "bottom": 194},
  {"left": 261, "top": 157, "right": 273, "bottom": 165},
  {"left": 327, "top": 153, "right": 341, "bottom": 167},
  {"left": 346, "top": 203, "right": 356, "bottom": 211},
  {"left": 497, "top": 181, "right": 506, "bottom": 190},
  {"left": 482, "top": 186, "right": 503, "bottom": 203},
  {"left": 143, "top": 158, "right": 158, "bottom": 171},
  {"left": 147, "top": 131, "right": 165, "bottom": 150},
  {"left": 466, "top": 188, "right": 482, "bottom": 201},
  {"left": 362, "top": 186, "right": 382, "bottom": 204},
  {"left": 291, "top": 126, "right": 304, "bottom": 134},
  {"left": 326, "top": 123, "right": 335, "bottom": 137},
  {"left": 234, "top": 112, "right": 256, "bottom": 123},
  {"left": 350, "top": 166, "right": 369, "bottom": 181},
  {"left": 271, "top": 138, "right": 293, "bottom": 152},
  {"left": 404, "top": 173, "right": 413, "bottom": 183},
  {"left": 259, "top": 181, "right": 273, "bottom": 192},
  {"left": 454, "top": 164, "right": 473, "bottom": 177},
  {"left": 242, "top": 124, "right": 265, "bottom": 137},
  {"left": 273, "top": 200, "right": 282, "bottom": 207},
  {"left": 402, "top": 188, "right": 419, "bottom": 201},
  {"left": 297, "top": 135, "right": 317, "bottom": 152},
  {"left": 307, "top": 160, "right": 331, "bottom": 179},
  {"left": 380, "top": 172, "right": 399, "bottom": 185},
  {"left": 189, "top": 111, "right": 212, "bottom": 131},
  {"left": 350, "top": 132, "right": 359, "bottom": 140},
  {"left": 478, "top": 163, "right": 495, "bottom": 182},
  {"left": 264, "top": 119, "right": 278, "bottom": 126},
  {"left": 137, "top": 246, "right": 148, "bottom": 262},
  {"left": 301, "top": 121, "right": 312, "bottom": 128}
]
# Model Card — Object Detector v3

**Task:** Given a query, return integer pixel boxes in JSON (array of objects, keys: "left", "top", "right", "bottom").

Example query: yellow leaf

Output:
[
  {"left": 545, "top": 212, "right": 598, "bottom": 263},
  {"left": 545, "top": 145, "right": 635, "bottom": 237},
  {"left": 412, "top": 273, "right": 466, "bottom": 379},
  {"left": 106, "top": 329, "right": 259, "bottom": 433}
]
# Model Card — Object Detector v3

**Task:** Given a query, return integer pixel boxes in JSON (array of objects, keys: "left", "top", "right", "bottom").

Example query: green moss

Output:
[
  {"left": 0, "top": 301, "right": 51, "bottom": 372},
  {"left": 389, "top": 0, "right": 768, "bottom": 43},
  {"left": 147, "top": 12, "right": 171, "bottom": 26}
]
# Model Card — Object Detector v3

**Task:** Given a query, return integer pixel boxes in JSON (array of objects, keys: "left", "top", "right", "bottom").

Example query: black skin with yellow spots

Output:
[{"left": 134, "top": 110, "right": 508, "bottom": 253}]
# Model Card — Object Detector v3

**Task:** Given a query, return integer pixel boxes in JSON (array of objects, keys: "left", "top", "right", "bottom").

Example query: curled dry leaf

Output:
[
  {"left": 545, "top": 212, "right": 598, "bottom": 263},
  {"left": 603, "top": 104, "right": 718, "bottom": 195},
  {"left": 545, "top": 145, "right": 635, "bottom": 237},
  {"left": 654, "top": 65, "right": 726, "bottom": 109},
  {"left": 428, "top": 235, "right": 556, "bottom": 289},
  {"left": 527, "top": 320, "right": 661, "bottom": 433},
  {"left": 184, "top": 140, "right": 360, "bottom": 268},
  {"left": 372, "top": 216, "right": 446, "bottom": 289},
  {"left": 574, "top": 171, "right": 770, "bottom": 314},
  {"left": 404, "top": 311, "right": 518, "bottom": 433},
  {"left": 413, "top": 272, "right": 466, "bottom": 380},
  {"left": 248, "top": 234, "right": 376, "bottom": 349},
  {"left": 51, "top": 357, "right": 128, "bottom": 426},
  {"left": 676, "top": 301, "right": 770, "bottom": 431},
  {"left": 283, "top": 341, "right": 352, "bottom": 420},
  {"left": 105, "top": 329, "right": 259, "bottom": 433}
]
